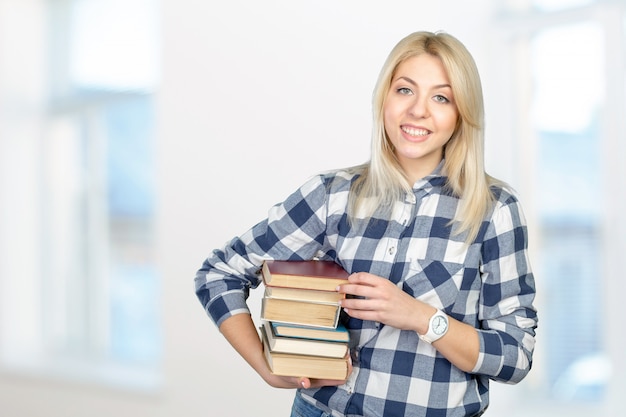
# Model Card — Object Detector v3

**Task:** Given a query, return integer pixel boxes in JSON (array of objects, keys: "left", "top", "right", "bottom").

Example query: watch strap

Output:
[{"left": 419, "top": 309, "right": 449, "bottom": 343}]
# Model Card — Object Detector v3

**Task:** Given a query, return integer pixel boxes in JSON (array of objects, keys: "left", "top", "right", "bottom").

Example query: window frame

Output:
[{"left": 0, "top": 0, "right": 161, "bottom": 391}]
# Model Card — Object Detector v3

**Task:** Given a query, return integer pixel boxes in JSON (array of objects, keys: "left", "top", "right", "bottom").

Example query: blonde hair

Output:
[{"left": 349, "top": 31, "right": 502, "bottom": 243}]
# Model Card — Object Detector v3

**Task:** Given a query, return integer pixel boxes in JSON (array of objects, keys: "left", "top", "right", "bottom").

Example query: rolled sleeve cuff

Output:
[
  {"left": 472, "top": 330, "right": 533, "bottom": 384},
  {"left": 206, "top": 290, "right": 251, "bottom": 328},
  {"left": 472, "top": 331, "right": 504, "bottom": 376}
]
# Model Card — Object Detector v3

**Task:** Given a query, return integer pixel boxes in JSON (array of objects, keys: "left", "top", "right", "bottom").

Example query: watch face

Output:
[{"left": 433, "top": 315, "right": 448, "bottom": 335}]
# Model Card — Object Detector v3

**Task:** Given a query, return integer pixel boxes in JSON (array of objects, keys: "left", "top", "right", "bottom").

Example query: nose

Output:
[{"left": 409, "top": 96, "right": 429, "bottom": 118}]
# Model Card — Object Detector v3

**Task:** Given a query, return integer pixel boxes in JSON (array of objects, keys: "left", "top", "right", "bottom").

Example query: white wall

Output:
[{"left": 158, "top": 2, "right": 455, "bottom": 416}]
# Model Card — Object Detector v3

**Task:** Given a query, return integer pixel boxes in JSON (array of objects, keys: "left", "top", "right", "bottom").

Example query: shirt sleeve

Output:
[
  {"left": 472, "top": 195, "right": 538, "bottom": 384},
  {"left": 194, "top": 174, "right": 330, "bottom": 327}
]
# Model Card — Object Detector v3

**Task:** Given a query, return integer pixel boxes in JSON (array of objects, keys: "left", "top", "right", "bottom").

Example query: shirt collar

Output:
[{"left": 412, "top": 159, "right": 447, "bottom": 191}]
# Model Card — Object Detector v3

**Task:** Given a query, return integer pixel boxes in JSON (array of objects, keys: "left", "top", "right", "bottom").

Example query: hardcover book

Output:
[
  {"left": 264, "top": 285, "right": 345, "bottom": 304},
  {"left": 262, "top": 260, "right": 349, "bottom": 292},
  {"left": 261, "top": 326, "right": 350, "bottom": 380},
  {"left": 271, "top": 322, "right": 349, "bottom": 343},
  {"left": 260, "top": 293, "right": 342, "bottom": 328},
  {"left": 261, "top": 321, "right": 348, "bottom": 358}
]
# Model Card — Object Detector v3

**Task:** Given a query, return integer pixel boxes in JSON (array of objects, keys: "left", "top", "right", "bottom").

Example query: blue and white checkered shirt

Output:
[{"left": 195, "top": 165, "right": 537, "bottom": 417}]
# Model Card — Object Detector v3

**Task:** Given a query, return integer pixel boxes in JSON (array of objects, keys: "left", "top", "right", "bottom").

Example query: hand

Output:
[
  {"left": 338, "top": 272, "right": 433, "bottom": 333},
  {"left": 339, "top": 274, "right": 481, "bottom": 372}
]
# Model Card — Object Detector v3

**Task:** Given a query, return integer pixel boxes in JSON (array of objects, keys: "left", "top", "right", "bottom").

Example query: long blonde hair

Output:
[{"left": 349, "top": 31, "right": 501, "bottom": 243}]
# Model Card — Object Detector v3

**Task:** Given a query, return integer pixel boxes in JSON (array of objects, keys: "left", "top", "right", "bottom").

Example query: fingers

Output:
[
  {"left": 297, "top": 376, "right": 346, "bottom": 388},
  {"left": 339, "top": 273, "right": 397, "bottom": 304},
  {"left": 339, "top": 277, "right": 381, "bottom": 315},
  {"left": 338, "top": 273, "right": 384, "bottom": 298},
  {"left": 297, "top": 377, "right": 311, "bottom": 389},
  {"left": 347, "top": 272, "right": 380, "bottom": 285}
]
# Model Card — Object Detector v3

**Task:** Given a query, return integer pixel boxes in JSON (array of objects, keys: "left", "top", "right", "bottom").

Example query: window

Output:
[
  {"left": 490, "top": 0, "right": 625, "bottom": 414},
  {"left": 531, "top": 22, "right": 605, "bottom": 402},
  {"left": 0, "top": 0, "right": 160, "bottom": 389}
]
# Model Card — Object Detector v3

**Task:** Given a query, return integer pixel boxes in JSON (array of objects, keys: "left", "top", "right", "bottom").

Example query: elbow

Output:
[
  {"left": 494, "top": 334, "right": 535, "bottom": 384},
  {"left": 494, "top": 355, "right": 533, "bottom": 385},
  {"left": 474, "top": 330, "right": 535, "bottom": 384}
]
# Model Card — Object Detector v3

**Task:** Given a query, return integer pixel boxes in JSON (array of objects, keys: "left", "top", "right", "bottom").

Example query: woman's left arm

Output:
[
  {"left": 471, "top": 197, "right": 538, "bottom": 383},
  {"left": 339, "top": 197, "right": 538, "bottom": 380}
]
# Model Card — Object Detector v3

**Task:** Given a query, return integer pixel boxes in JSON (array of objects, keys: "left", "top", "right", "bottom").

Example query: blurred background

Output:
[{"left": 0, "top": 0, "right": 624, "bottom": 415}]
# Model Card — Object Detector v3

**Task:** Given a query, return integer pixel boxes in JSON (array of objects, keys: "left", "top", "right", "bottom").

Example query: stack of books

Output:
[{"left": 260, "top": 260, "right": 351, "bottom": 380}]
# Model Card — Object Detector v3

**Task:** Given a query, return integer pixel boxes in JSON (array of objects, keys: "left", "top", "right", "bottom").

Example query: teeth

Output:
[{"left": 402, "top": 126, "right": 429, "bottom": 136}]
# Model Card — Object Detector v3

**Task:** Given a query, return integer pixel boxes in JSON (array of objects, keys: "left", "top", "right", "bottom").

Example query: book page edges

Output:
[{"left": 260, "top": 298, "right": 340, "bottom": 328}]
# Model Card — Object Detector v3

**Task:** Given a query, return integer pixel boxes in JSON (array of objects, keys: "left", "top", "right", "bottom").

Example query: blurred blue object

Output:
[{"left": 553, "top": 353, "right": 610, "bottom": 402}]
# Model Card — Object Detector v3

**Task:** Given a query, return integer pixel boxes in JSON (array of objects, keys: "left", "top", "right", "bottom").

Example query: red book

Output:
[{"left": 261, "top": 260, "right": 349, "bottom": 292}]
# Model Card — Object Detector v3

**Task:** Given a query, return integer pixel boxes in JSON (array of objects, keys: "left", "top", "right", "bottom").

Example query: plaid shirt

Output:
[{"left": 195, "top": 165, "right": 537, "bottom": 417}]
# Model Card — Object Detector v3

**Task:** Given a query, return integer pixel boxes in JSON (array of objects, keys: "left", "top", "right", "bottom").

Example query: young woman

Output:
[{"left": 195, "top": 31, "right": 537, "bottom": 417}]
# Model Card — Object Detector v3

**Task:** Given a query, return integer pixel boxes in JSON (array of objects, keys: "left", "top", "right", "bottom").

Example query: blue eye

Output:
[
  {"left": 433, "top": 95, "right": 449, "bottom": 103},
  {"left": 397, "top": 87, "right": 413, "bottom": 95}
]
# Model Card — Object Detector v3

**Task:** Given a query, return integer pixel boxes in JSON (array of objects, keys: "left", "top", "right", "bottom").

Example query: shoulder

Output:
[
  {"left": 486, "top": 182, "right": 529, "bottom": 235},
  {"left": 286, "top": 167, "right": 362, "bottom": 208},
  {"left": 315, "top": 166, "right": 364, "bottom": 194},
  {"left": 490, "top": 182, "right": 522, "bottom": 207}
]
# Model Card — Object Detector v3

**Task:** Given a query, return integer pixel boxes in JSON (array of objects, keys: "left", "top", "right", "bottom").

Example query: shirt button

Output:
[{"left": 388, "top": 246, "right": 396, "bottom": 255}]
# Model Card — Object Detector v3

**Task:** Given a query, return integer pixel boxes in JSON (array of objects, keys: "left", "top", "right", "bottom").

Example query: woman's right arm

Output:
[
  {"left": 218, "top": 313, "right": 299, "bottom": 388},
  {"left": 195, "top": 175, "right": 332, "bottom": 326},
  {"left": 196, "top": 173, "right": 351, "bottom": 388}
]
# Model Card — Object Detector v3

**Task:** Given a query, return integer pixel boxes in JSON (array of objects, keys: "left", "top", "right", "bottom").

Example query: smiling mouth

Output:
[{"left": 401, "top": 126, "right": 431, "bottom": 137}]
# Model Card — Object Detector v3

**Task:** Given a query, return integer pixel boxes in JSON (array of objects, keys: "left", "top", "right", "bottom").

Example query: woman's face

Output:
[{"left": 383, "top": 53, "right": 459, "bottom": 183}]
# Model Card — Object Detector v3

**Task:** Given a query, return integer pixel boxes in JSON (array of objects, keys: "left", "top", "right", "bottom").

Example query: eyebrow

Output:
[{"left": 395, "top": 76, "right": 451, "bottom": 90}]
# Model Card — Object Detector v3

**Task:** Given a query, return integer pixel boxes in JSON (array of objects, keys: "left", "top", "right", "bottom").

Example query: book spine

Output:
[{"left": 270, "top": 322, "right": 349, "bottom": 342}]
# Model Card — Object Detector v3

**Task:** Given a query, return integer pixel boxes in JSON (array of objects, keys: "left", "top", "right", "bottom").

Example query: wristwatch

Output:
[{"left": 419, "top": 309, "right": 449, "bottom": 343}]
